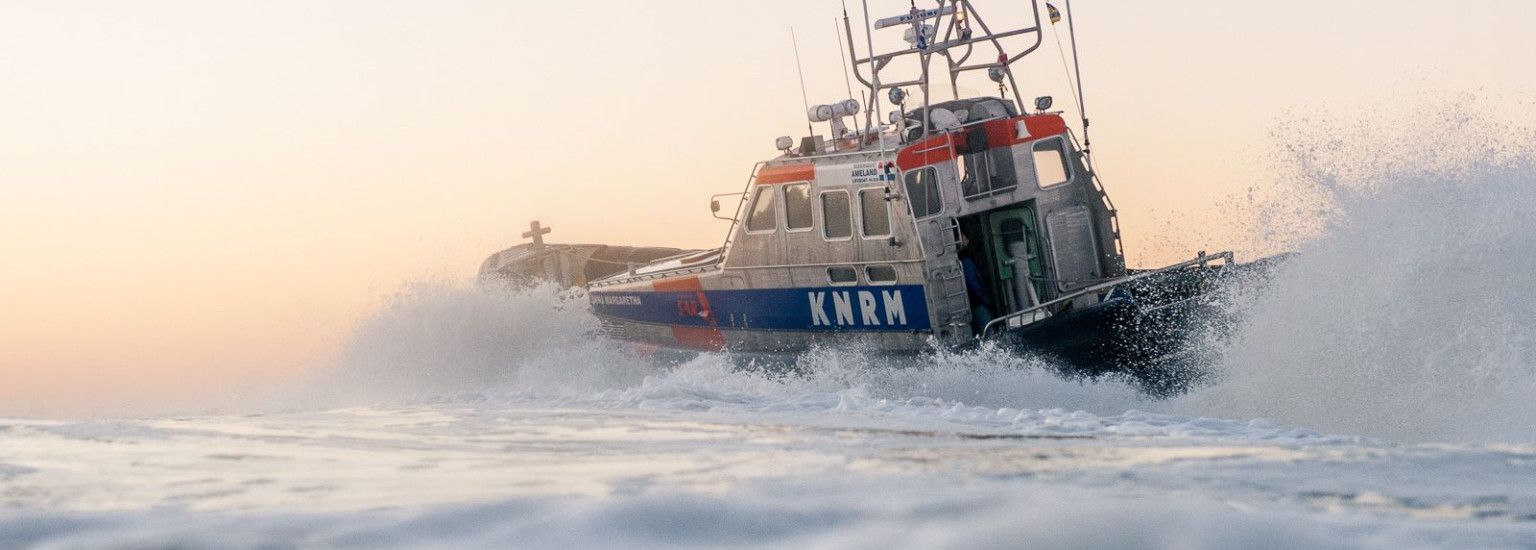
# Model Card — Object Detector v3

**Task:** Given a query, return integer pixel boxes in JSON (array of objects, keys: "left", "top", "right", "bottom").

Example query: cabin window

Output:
[
  {"left": 827, "top": 266, "right": 858, "bottom": 285},
  {"left": 821, "top": 190, "right": 852, "bottom": 240},
  {"left": 783, "top": 183, "right": 812, "bottom": 232},
  {"left": 865, "top": 265, "right": 898, "bottom": 284},
  {"left": 1033, "top": 138, "right": 1071, "bottom": 188},
  {"left": 959, "top": 149, "right": 1016, "bottom": 199},
  {"left": 903, "top": 167, "right": 942, "bottom": 219},
  {"left": 746, "top": 186, "right": 777, "bottom": 233},
  {"left": 859, "top": 188, "right": 891, "bottom": 238}
]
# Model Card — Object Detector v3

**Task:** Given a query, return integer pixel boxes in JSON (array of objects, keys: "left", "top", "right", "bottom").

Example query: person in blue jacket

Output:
[{"left": 958, "top": 233, "right": 993, "bottom": 335}]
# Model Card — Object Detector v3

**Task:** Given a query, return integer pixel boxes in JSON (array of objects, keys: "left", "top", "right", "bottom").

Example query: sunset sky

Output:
[{"left": 3, "top": 0, "right": 1533, "bottom": 417}]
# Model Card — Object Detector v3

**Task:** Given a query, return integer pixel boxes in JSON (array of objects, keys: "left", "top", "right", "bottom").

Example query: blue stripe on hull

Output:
[{"left": 591, "top": 285, "right": 931, "bottom": 332}]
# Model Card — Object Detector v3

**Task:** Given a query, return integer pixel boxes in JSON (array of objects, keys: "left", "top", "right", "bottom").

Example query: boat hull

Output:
[{"left": 587, "top": 261, "right": 1245, "bottom": 392}]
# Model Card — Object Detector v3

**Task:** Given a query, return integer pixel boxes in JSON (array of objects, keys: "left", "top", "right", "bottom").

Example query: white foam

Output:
[
  {"left": 1179, "top": 105, "right": 1536, "bottom": 443},
  {"left": 298, "top": 282, "right": 1347, "bottom": 442}
]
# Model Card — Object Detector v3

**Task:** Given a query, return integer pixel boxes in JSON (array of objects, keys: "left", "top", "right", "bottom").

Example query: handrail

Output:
[
  {"left": 779, "top": 144, "right": 896, "bottom": 162},
  {"left": 1065, "top": 128, "right": 1123, "bottom": 259},
  {"left": 981, "top": 251, "right": 1234, "bottom": 338},
  {"left": 716, "top": 161, "right": 766, "bottom": 261},
  {"left": 589, "top": 264, "right": 723, "bottom": 288},
  {"left": 726, "top": 258, "right": 926, "bottom": 271}
]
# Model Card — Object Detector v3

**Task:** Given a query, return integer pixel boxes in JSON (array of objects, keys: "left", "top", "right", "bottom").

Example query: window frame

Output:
[
  {"left": 819, "top": 189, "right": 854, "bottom": 242},
  {"left": 857, "top": 186, "right": 893, "bottom": 240},
  {"left": 781, "top": 182, "right": 814, "bottom": 233},
  {"left": 864, "top": 264, "right": 898, "bottom": 285},
  {"left": 826, "top": 266, "right": 860, "bottom": 286},
  {"left": 744, "top": 185, "right": 779, "bottom": 235},
  {"left": 902, "top": 166, "right": 943, "bottom": 220},
  {"left": 1032, "top": 136, "right": 1074, "bottom": 190}
]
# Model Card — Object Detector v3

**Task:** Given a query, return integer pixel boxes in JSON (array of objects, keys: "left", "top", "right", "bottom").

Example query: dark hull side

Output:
[
  {"left": 990, "top": 264, "right": 1246, "bottom": 395},
  {"left": 994, "top": 296, "right": 1216, "bottom": 395}
]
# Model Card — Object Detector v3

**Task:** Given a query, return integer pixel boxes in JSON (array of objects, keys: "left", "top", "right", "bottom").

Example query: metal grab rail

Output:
[
  {"left": 1066, "top": 129, "right": 1125, "bottom": 260},
  {"left": 588, "top": 263, "right": 723, "bottom": 288},
  {"left": 980, "top": 251, "right": 1234, "bottom": 338},
  {"left": 586, "top": 248, "right": 726, "bottom": 288}
]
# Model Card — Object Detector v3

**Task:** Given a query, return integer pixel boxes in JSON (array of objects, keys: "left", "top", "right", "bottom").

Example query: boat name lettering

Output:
[
  {"left": 594, "top": 294, "right": 643, "bottom": 306},
  {"left": 808, "top": 290, "right": 908, "bottom": 327}
]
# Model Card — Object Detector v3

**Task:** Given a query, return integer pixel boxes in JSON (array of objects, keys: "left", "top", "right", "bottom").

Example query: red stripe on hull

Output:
[
  {"left": 669, "top": 327, "right": 726, "bottom": 350},
  {"left": 652, "top": 276, "right": 726, "bottom": 351},
  {"left": 652, "top": 276, "right": 704, "bottom": 293}
]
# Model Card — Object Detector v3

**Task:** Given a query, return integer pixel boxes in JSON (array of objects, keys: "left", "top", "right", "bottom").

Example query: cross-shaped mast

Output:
[{"left": 522, "top": 220, "right": 552, "bottom": 247}]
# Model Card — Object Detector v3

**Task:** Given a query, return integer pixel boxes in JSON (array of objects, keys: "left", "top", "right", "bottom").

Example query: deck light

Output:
[{"left": 1034, "top": 96, "right": 1054, "bottom": 112}]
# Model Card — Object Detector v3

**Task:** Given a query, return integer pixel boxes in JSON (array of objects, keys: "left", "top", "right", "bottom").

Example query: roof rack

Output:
[{"left": 842, "top": 0, "right": 1046, "bottom": 141}]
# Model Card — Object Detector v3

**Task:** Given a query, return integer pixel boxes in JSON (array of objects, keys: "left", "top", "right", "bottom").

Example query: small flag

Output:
[{"left": 1047, "top": 3, "right": 1062, "bottom": 24}]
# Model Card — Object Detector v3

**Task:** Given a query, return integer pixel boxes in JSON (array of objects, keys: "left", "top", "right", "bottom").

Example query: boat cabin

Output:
[{"left": 576, "top": 1, "right": 1155, "bottom": 355}]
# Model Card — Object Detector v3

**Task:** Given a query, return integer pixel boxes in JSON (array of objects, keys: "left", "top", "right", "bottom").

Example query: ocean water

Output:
[{"left": 6, "top": 109, "right": 1536, "bottom": 548}]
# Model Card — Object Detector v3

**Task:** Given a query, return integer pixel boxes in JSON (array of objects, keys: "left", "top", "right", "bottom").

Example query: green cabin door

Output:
[{"left": 986, "top": 206, "right": 1045, "bottom": 314}]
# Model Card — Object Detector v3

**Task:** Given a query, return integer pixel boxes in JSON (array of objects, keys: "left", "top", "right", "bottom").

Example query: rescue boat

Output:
[{"left": 480, "top": 1, "right": 1246, "bottom": 387}]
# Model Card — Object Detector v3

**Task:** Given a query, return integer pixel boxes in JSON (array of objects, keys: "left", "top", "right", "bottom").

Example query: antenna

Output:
[
  {"left": 1064, "top": 0, "right": 1090, "bottom": 147},
  {"left": 791, "top": 28, "right": 815, "bottom": 138},
  {"left": 834, "top": 18, "right": 862, "bottom": 136},
  {"left": 859, "top": 0, "right": 887, "bottom": 168}
]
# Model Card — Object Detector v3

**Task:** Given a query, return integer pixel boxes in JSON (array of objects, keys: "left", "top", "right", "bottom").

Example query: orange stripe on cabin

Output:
[
  {"left": 756, "top": 163, "right": 815, "bottom": 184},
  {"left": 896, "top": 134, "right": 955, "bottom": 171},
  {"left": 895, "top": 114, "right": 1069, "bottom": 171},
  {"left": 1014, "top": 114, "right": 1068, "bottom": 142},
  {"left": 967, "top": 114, "right": 1069, "bottom": 148}
]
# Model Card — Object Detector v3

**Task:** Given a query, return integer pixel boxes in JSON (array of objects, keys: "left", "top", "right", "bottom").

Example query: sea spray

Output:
[
  {"left": 1180, "top": 104, "right": 1536, "bottom": 443},
  {"left": 311, "top": 281, "right": 1144, "bottom": 418},
  {"left": 303, "top": 281, "right": 650, "bottom": 406}
]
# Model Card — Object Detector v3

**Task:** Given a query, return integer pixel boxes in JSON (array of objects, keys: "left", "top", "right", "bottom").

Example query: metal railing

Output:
[{"left": 1066, "top": 129, "right": 1125, "bottom": 260}]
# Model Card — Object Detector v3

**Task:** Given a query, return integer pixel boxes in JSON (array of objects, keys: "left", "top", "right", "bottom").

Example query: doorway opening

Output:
[{"left": 956, "top": 204, "right": 1046, "bottom": 332}]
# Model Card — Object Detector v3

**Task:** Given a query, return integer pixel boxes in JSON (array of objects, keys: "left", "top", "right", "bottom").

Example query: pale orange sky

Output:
[{"left": 2, "top": 1, "right": 1533, "bottom": 417}]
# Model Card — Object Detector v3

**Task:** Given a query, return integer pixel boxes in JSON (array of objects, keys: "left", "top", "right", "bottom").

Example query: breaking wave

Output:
[
  {"left": 1180, "top": 102, "right": 1536, "bottom": 443},
  {"left": 301, "top": 282, "right": 650, "bottom": 405},
  {"left": 304, "top": 280, "right": 1356, "bottom": 441},
  {"left": 302, "top": 279, "right": 1154, "bottom": 427}
]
